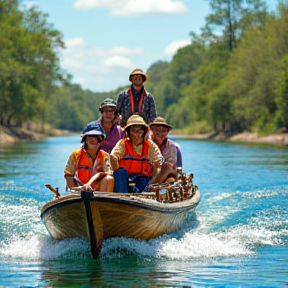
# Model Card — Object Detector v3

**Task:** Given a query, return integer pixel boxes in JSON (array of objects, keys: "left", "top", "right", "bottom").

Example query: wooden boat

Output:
[{"left": 41, "top": 169, "right": 200, "bottom": 259}]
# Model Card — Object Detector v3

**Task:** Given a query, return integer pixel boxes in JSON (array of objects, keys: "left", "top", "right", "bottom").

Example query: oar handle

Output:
[{"left": 45, "top": 184, "right": 60, "bottom": 199}]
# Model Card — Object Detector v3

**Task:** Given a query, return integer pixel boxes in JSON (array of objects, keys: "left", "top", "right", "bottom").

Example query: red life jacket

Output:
[
  {"left": 76, "top": 148, "right": 93, "bottom": 184},
  {"left": 128, "top": 88, "right": 145, "bottom": 114},
  {"left": 119, "top": 138, "right": 152, "bottom": 176}
]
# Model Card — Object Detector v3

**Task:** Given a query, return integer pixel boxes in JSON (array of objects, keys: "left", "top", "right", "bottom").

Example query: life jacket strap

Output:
[{"left": 78, "top": 165, "right": 93, "bottom": 171}]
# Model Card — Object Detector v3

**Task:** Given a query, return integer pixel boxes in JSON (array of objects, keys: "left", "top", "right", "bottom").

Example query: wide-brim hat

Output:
[
  {"left": 124, "top": 115, "right": 149, "bottom": 130},
  {"left": 129, "top": 69, "right": 148, "bottom": 82},
  {"left": 150, "top": 116, "right": 172, "bottom": 129}
]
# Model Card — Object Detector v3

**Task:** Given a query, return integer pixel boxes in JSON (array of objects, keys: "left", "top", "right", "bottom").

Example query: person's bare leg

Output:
[
  {"left": 99, "top": 175, "right": 114, "bottom": 192},
  {"left": 87, "top": 173, "right": 113, "bottom": 191},
  {"left": 151, "top": 163, "right": 177, "bottom": 184}
]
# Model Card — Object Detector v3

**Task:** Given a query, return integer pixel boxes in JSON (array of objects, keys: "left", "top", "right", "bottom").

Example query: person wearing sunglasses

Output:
[
  {"left": 149, "top": 116, "right": 182, "bottom": 183},
  {"left": 64, "top": 123, "right": 114, "bottom": 192},
  {"left": 83, "top": 98, "right": 126, "bottom": 153}
]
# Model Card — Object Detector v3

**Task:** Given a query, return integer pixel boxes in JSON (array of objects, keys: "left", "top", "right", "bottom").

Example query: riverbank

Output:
[
  {"left": 1, "top": 125, "right": 288, "bottom": 146},
  {"left": 171, "top": 130, "right": 288, "bottom": 146},
  {"left": 0, "top": 125, "right": 68, "bottom": 144}
]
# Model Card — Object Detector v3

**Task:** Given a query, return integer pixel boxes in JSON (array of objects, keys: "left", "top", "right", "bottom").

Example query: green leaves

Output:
[{"left": 0, "top": 1, "right": 67, "bottom": 129}]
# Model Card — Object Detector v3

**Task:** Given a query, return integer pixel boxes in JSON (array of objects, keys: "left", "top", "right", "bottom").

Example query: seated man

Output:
[
  {"left": 149, "top": 116, "right": 182, "bottom": 183},
  {"left": 110, "top": 115, "right": 164, "bottom": 192},
  {"left": 83, "top": 98, "right": 126, "bottom": 153},
  {"left": 64, "top": 123, "right": 114, "bottom": 192}
]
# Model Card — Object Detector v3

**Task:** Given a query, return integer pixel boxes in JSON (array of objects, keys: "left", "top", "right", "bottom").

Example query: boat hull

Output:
[{"left": 41, "top": 189, "right": 200, "bottom": 258}]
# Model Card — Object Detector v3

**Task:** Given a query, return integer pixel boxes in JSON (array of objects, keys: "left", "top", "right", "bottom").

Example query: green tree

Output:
[
  {"left": 275, "top": 54, "right": 288, "bottom": 131},
  {"left": 183, "top": 41, "right": 231, "bottom": 133},
  {"left": 22, "top": 6, "right": 69, "bottom": 132},
  {"left": 202, "top": 0, "right": 267, "bottom": 51},
  {"left": 225, "top": 5, "right": 288, "bottom": 133},
  {"left": 0, "top": 1, "right": 68, "bottom": 130}
]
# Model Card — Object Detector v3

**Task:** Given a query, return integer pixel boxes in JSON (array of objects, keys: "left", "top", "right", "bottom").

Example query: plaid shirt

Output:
[{"left": 117, "top": 85, "right": 157, "bottom": 127}]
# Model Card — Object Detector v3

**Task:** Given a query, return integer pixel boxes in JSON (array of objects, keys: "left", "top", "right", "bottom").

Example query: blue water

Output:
[{"left": 0, "top": 136, "right": 287, "bottom": 287}]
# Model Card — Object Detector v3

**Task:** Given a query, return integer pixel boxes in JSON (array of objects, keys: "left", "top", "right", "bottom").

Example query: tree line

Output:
[{"left": 1, "top": 0, "right": 287, "bottom": 135}]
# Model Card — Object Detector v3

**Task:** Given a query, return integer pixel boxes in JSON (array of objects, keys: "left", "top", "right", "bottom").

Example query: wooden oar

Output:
[{"left": 45, "top": 184, "right": 60, "bottom": 199}]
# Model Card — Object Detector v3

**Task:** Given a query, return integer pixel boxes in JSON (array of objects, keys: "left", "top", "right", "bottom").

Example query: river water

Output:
[{"left": 0, "top": 136, "right": 287, "bottom": 287}]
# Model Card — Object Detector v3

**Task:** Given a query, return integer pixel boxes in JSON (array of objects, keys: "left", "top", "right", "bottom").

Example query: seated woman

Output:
[
  {"left": 110, "top": 115, "right": 164, "bottom": 192},
  {"left": 149, "top": 116, "right": 182, "bottom": 183},
  {"left": 64, "top": 123, "right": 114, "bottom": 192}
]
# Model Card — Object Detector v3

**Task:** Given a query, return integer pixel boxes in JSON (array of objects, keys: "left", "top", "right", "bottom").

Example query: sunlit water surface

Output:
[{"left": 0, "top": 136, "right": 287, "bottom": 287}]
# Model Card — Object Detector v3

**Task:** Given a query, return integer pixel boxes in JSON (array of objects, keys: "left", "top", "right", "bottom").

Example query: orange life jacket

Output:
[
  {"left": 128, "top": 88, "right": 145, "bottom": 114},
  {"left": 76, "top": 148, "right": 93, "bottom": 184},
  {"left": 119, "top": 139, "right": 152, "bottom": 176},
  {"left": 77, "top": 148, "right": 109, "bottom": 183}
]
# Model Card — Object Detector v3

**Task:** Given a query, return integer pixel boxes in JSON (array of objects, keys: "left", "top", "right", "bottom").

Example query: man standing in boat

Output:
[
  {"left": 83, "top": 98, "right": 126, "bottom": 153},
  {"left": 149, "top": 116, "right": 182, "bottom": 183},
  {"left": 110, "top": 115, "right": 164, "bottom": 192},
  {"left": 64, "top": 123, "right": 114, "bottom": 192},
  {"left": 116, "top": 69, "right": 157, "bottom": 127}
]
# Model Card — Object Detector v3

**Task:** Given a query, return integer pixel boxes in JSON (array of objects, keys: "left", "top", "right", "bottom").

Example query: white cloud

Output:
[
  {"left": 90, "top": 47, "right": 143, "bottom": 57},
  {"left": 65, "top": 37, "right": 86, "bottom": 48},
  {"left": 59, "top": 37, "right": 193, "bottom": 91},
  {"left": 104, "top": 56, "right": 134, "bottom": 68},
  {"left": 74, "top": 0, "right": 188, "bottom": 15},
  {"left": 61, "top": 37, "right": 141, "bottom": 68},
  {"left": 164, "top": 40, "right": 191, "bottom": 58},
  {"left": 59, "top": 37, "right": 141, "bottom": 91},
  {"left": 62, "top": 57, "right": 83, "bottom": 70},
  {"left": 60, "top": 37, "right": 193, "bottom": 91}
]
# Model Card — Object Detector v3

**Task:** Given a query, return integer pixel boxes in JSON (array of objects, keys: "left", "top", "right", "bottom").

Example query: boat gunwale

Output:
[{"left": 41, "top": 190, "right": 200, "bottom": 217}]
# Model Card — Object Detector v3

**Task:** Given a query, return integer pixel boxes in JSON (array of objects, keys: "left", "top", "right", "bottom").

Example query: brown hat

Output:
[
  {"left": 124, "top": 115, "right": 149, "bottom": 130},
  {"left": 129, "top": 69, "right": 148, "bottom": 82},
  {"left": 150, "top": 116, "right": 172, "bottom": 129}
]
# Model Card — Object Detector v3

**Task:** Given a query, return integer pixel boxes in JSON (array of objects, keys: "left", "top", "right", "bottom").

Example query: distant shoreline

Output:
[
  {"left": 1, "top": 125, "right": 288, "bottom": 147},
  {"left": 170, "top": 131, "right": 288, "bottom": 146}
]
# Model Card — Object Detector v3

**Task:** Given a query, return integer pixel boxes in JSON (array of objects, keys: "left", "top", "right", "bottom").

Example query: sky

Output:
[{"left": 22, "top": 0, "right": 279, "bottom": 93}]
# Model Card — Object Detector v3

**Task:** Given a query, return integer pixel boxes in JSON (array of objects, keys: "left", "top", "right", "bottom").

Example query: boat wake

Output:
[{"left": 0, "top": 185, "right": 286, "bottom": 261}]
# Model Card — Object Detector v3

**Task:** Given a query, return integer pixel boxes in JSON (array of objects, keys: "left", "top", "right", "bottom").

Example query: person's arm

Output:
[
  {"left": 147, "top": 140, "right": 164, "bottom": 183},
  {"left": 64, "top": 150, "right": 79, "bottom": 189},
  {"left": 110, "top": 139, "right": 125, "bottom": 170},
  {"left": 147, "top": 93, "right": 157, "bottom": 124},
  {"left": 175, "top": 144, "right": 182, "bottom": 167},
  {"left": 163, "top": 142, "right": 177, "bottom": 167},
  {"left": 116, "top": 92, "right": 125, "bottom": 126},
  {"left": 65, "top": 174, "right": 77, "bottom": 189}
]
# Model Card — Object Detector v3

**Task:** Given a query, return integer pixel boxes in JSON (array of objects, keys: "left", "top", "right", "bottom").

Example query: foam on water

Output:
[
  {"left": 0, "top": 184, "right": 286, "bottom": 261},
  {"left": 0, "top": 233, "right": 91, "bottom": 260}
]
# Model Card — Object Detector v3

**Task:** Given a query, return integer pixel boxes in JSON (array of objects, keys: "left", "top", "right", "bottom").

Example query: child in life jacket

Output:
[{"left": 64, "top": 123, "right": 114, "bottom": 192}]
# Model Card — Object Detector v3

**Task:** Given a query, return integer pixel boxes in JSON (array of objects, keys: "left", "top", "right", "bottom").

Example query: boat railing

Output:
[
  {"left": 145, "top": 168, "right": 197, "bottom": 203},
  {"left": 46, "top": 168, "right": 198, "bottom": 203}
]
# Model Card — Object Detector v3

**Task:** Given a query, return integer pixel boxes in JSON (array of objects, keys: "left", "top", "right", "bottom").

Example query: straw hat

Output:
[
  {"left": 129, "top": 69, "right": 148, "bottom": 82},
  {"left": 124, "top": 115, "right": 149, "bottom": 130},
  {"left": 150, "top": 116, "right": 172, "bottom": 129}
]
